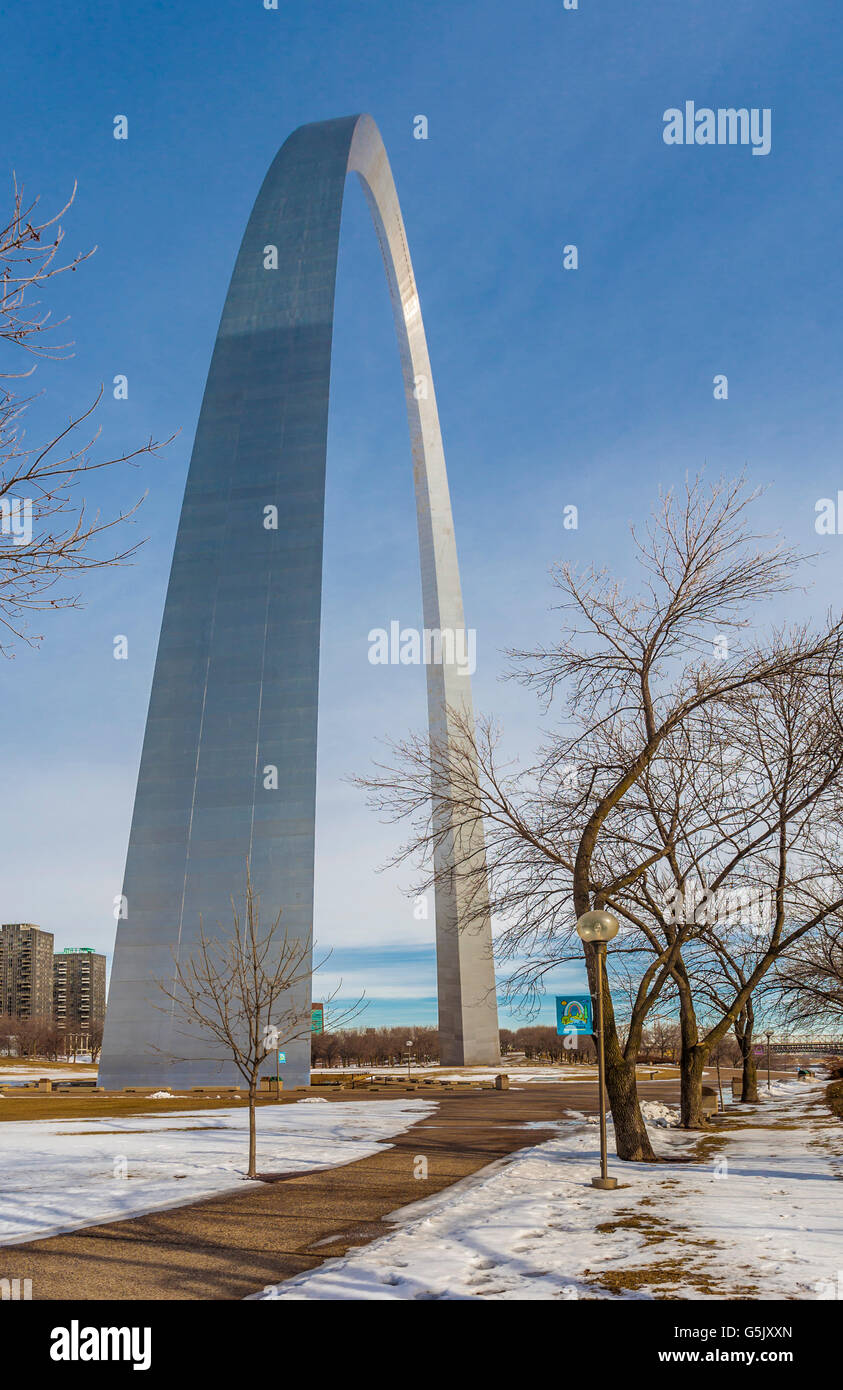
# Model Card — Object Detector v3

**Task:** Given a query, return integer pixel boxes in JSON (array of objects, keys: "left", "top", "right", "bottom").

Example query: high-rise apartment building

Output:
[
  {"left": 53, "top": 948, "right": 106, "bottom": 1033},
  {"left": 0, "top": 923, "right": 55, "bottom": 1019}
]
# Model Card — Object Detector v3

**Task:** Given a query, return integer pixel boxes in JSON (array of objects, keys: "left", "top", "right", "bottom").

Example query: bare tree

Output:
[
  {"left": 87, "top": 1023, "right": 104, "bottom": 1064},
  {"left": 0, "top": 1013, "right": 15, "bottom": 1056},
  {"left": 156, "top": 866, "right": 360, "bottom": 1178},
  {"left": 0, "top": 179, "right": 171, "bottom": 654},
  {"left": 688, "top": 929, "right": 765, "bottom": 1103},
  {"left": 639, "top": 1016, "right": 681, "bottom": 1063},
  {"left": 10, "top": 1013, "right": 60, "bottom": 1059},
  {"left": 768, "top": 924, "right": 843, "bottom": 1035},
  {"left": 311, "top": 1025, "right": 440, "bottom": 1069},
  {"left": 356, "top": 475, "right": 843, "bottom": 1159},
  {"left": 591, "top": 649, "right": 843, "bottom": 1125}
]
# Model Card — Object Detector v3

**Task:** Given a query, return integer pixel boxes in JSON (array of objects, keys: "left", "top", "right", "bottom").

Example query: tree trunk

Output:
[
  {"left": 248, "top": 1086, "right": 257, "bottom": 1178},
  {"left": 739, "top": 1032, "right": 759, "bottom": 1102},
  {"left": 605, "top": 1037, "right": 658, "bottom": 1160},
  {"left": 733, "top": 1001, "right": 759, "bottom": 1102},
  {"left": 679, "top": 1043, "right": 709, "bottom": 1128},
  {"left": 675, "top": 964, "right": 709, "bottom": 1128},
  {"left": 586, "top": 943, "right": 657, "bottom": 1162},
  {"left": 741, "top": 1044, "right": 759, "bottom": 1103}
]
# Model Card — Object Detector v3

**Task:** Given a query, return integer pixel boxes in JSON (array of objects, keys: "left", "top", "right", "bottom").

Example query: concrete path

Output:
[{"left": 0, "top": 1079, "right": 679, "bottom": 1301}]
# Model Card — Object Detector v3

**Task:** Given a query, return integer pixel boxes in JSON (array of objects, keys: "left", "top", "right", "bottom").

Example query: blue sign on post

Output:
[
  {"left": 277, "top": 1051, "right": 286, "bottom": 1065},
  {"left": 556, "top": 995, "right": 593, "bottom": 1035}
]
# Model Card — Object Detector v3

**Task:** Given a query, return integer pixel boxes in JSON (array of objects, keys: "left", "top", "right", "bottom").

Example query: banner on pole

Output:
[{"left": 556, "top": 995, "right": 593, "bottom": 1035}]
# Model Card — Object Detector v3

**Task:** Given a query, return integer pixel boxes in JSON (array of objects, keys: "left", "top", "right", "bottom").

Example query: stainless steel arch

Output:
[{"left": 99, "top": 114, "right": 499, "bottom": 1089}]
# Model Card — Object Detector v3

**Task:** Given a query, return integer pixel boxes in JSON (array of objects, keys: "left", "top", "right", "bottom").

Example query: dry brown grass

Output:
[
  {"left": 0, "top": 1091, "right": 293, "bottom": 1124},
  {"left": 582, "top": 1260, "right": 760, "bottom": 1299},
  {"left": 587, "top": 1210, "right": 761, "bottom": 1299}
]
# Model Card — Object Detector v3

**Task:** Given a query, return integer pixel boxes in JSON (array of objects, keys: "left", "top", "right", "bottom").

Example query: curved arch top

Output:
[{"left": 99, "top": 115, "right": 499, "bottom": 1089}]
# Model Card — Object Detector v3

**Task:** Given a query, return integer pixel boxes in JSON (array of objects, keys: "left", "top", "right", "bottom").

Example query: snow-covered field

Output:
[
  {"left": 0, "top": 1098, "right": 434, "bottom": 1245},
  {"left": 259, "top": 1081, "right": 842, "bottom": 1301},
  {"left": 0, "top": 1064, "right": 98, "bottom": 1083},
  {"left": 314, "top": 1065, "right": 606, "bottom": 1084},
  {"left": 439, "top": 1068, "right": 599, "bottom": 1084},
  {"left": 312, "top": 1065, "right": 681, "bottom": 1085}
]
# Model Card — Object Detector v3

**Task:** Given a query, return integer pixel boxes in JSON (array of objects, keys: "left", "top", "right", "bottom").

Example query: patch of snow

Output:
[
  {"left": 0, "top": 1097, "right": 434, "bottom": 1246},
  {"left": 313, "top": 1065, "right": 600, "bottom": 1084},
  {"left": 639, "top": 1100, "right": 679, "bottom": 1128},
  {"left": 257, "top": 1081, "right": 841, "bottom": 1302},
  {"left": 0, "top": 1065, "right": 98, "bottom": 1084}
]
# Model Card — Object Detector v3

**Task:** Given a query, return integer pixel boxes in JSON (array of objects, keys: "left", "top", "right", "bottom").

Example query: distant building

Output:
[
  {"left": 53, "top": 948, "right": 106, "bottom": 1033},
  {"left": 0, "top": 923, "right": 55, "bottom": 1019}
]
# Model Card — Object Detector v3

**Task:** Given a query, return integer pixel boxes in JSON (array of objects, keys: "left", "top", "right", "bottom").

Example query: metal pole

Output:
[
  {"left": 766, "top": 1034, "right": 771, "bottom": 1093},
  {"left": 592, "top": 943, "right": 617, "bottom": 1189},
  {"left": 597, "top": 944, "right": 608, "bottom": 1179}
]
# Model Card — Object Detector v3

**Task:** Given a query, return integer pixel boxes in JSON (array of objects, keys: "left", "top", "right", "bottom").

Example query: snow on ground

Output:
[
  {"left": 0, "top": 1064, "right": 98, "bottom": 1084},
  {"left": 258, "top": 1080, "right": 842, "bottom": 1301},
  {"left": 636, "top": 1099, "right": 678, "bottom": 1128},
  {"left": 0, "top": 1098, "right": 434, "bottom": 1245},
  {"left": 313, "top": 1065, "right": 681, "bottom": 1085},
  {"left": 436, "top": 1069, "right": 596, "bottom": 1084},
  {"left": 314, "top": 1065, "right": 607, "bottom": 1084}
]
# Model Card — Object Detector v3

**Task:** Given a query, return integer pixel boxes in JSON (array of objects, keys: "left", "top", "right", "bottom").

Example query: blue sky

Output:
[{"left": 1, "top": 0, "right": 842, "bottom": 1029}]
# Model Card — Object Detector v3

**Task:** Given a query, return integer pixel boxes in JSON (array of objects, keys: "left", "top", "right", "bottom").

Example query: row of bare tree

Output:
[
  {"left": 311, "top": 1026, "right": 439, "bottom": 1068},
  {"left": 311, "top": 1025, "right": 597, "bottom": 1066},
  {"left": 499, "top": 1025, "right": 596, "bottom": 1061},
  {"left": 0, "top": 1015, "right": 103, "bottom": 1061},
  {"left": 357, "top": 475, "right": 843, "bottom": 1161}
]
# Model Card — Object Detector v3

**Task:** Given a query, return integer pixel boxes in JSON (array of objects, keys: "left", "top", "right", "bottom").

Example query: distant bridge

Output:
[{"left": 768, "top": 1040, "right": 843, "bottom": 1057}]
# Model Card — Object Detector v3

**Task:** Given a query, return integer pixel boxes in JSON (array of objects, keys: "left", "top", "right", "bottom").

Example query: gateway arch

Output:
[{"left": 99, "top": 114, "right": 500, "bottom": 1090}]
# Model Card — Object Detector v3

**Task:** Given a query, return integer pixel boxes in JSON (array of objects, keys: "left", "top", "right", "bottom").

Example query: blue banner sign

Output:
[{"left": 556, "top": 995, "right": 593, "bottom": 1035}]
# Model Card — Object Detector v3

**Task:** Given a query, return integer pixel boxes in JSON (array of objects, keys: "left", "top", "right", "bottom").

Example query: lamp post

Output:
[
  {"left": 406, "top": 1038, "right": 414, "bottom": 1082},
  {"left": 576, "top": 909, "right": 620, "bottom": 1191},
  {"left": 766, "top": 1031, "right": 772, "bottom": 1093}
]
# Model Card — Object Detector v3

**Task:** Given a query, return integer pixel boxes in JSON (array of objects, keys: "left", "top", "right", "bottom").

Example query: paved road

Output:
[{"left": 0, "top": 1079, "right": 682, "bottom": 1301}]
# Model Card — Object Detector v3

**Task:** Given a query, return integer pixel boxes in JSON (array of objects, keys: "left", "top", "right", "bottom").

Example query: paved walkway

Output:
[{"left": 0, "top": 1080, "right": 679, "bottom": 1301}]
